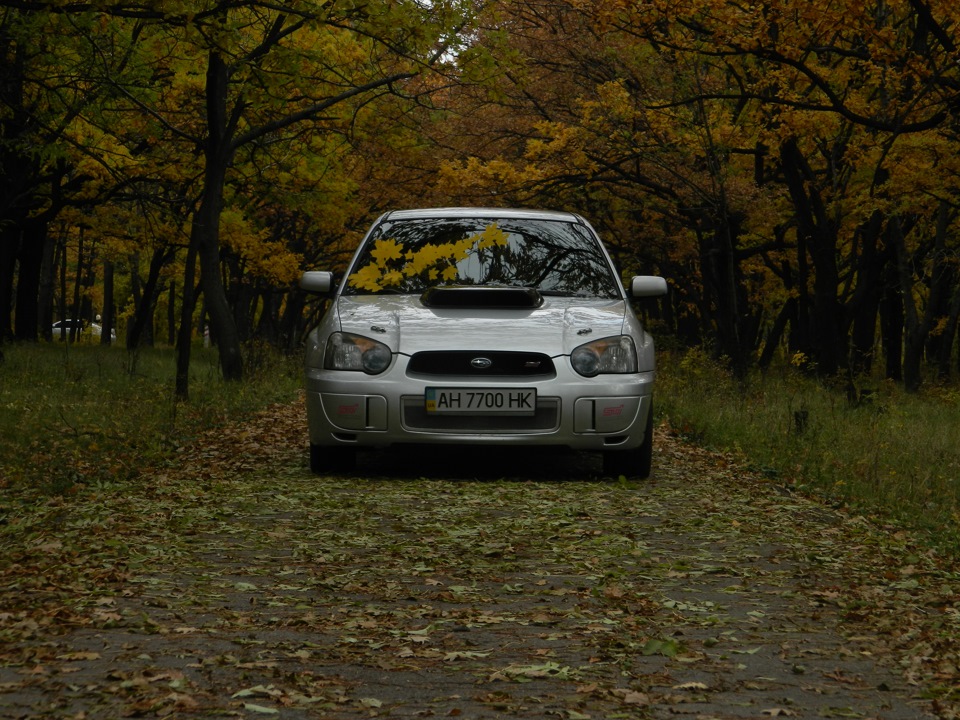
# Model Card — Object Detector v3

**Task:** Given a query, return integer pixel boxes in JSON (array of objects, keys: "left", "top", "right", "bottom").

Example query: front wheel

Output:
[
  {"left": 602, "top": 401, "right": 654, "bottom": 479},
  {"left": 310, "top": 443, "right": 356, "bottom": 474}
]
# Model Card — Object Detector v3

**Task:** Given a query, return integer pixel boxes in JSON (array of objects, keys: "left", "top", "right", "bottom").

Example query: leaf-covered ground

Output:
[{"left": 1, "top": 399, "right": 958, "bottom": 719}]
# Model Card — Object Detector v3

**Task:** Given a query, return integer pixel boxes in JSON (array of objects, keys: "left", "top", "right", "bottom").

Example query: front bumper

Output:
[{"left": 305, "top": 356, "right": 655, "bottom": 452}]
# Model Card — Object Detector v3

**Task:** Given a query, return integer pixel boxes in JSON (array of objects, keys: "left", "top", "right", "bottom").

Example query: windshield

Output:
[{"left": 342, "top": 217, "right": 621, "bottom": 299}]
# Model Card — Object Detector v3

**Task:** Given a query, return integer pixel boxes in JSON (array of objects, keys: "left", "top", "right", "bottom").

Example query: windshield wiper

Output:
[{"left": 538, "top": 290, "right": 584, "bottom": 297}]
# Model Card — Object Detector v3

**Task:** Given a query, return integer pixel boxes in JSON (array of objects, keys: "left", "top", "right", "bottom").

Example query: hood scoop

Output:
[{"left": 420, "top": 286, "right": 544, "bottom": 309}]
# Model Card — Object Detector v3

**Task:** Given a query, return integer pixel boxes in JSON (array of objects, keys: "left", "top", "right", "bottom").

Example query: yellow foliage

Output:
[
  {"left": 348, "top": 223, "right": 512, "bottom": 291},
  {"left": 220, "top": 208, "right": 302, "bottom": 285}
]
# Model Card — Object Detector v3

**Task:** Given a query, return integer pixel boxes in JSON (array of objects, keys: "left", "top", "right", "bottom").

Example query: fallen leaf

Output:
[
  {"left": 444, "top": 650, "right": 492, "bottom": 661},
  {"left": 242, "top": 703, "right": 279, "bottom": 715},
  {"left": 57, "top": 652, "right": 101, "bottom": 661},
  {"left": 613, "top": 689, "right": 650, "bottom": 705},
  {"left": 232, "top": 685, "right": 283, "bottom": 699},
  {"left": 673, "top": 681, "right": 709, "bottom": 690}
]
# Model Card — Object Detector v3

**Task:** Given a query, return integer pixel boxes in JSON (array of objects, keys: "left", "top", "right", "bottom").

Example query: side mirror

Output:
[
  {"left": 300, "top": 271, "right": 335, "bottom": 295},
  {"left": 629, "top": 275, "right": 668, "bottom": 298}
]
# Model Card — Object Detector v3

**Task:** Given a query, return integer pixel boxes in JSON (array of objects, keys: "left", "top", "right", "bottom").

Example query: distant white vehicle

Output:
[
  {"left": 51, "top": 319, "right": 85, "bottom": 339},
  {"left": 52, "top": 319, "right": 116, "bottom": 341}
]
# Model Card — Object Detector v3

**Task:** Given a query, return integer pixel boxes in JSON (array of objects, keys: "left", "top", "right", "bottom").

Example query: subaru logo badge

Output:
[{"left": 471, "top": 357, "right": 493, "bottom": 370}]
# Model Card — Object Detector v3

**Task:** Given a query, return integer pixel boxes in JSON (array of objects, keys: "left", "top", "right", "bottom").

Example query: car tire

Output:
[
  {"left": 309, "top": 443, "right": 356, "bottom": 474},
  {"left": 602, "top": 401, "right": 654, "bottom": 479}
]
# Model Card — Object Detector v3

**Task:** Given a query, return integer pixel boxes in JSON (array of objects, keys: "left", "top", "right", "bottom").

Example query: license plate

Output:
[{"left": 425, "top": 387, "right": 536, "bottom": 415}]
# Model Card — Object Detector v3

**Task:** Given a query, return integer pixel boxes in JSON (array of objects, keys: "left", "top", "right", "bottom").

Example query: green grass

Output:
[
  {"left": 657, "top": 347, "right": 960, "bottom": 552},
  {"left": 0, "top": 342, "right": 303, "bottom": 498}
]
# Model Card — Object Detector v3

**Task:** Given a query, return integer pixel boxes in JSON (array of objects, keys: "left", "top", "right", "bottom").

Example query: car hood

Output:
[{"left": 334, "top": 295, "right": 628, "bottom": 356}]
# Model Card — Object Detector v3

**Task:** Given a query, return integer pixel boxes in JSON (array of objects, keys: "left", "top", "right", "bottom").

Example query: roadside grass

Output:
[
  {"left": 657, "top": 347, "right": 960, "bottom": 553},
  {"left": 0, "top": 342, "right": 302, "bottom": 499}
]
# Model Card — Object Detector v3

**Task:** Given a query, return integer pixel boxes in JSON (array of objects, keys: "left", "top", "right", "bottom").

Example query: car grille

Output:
[
  {"left": 402, "top": 397, "right": 560, "bottom": 433},
  {"left": 407, "top": 351, "right": 555, "bottom": 377}
]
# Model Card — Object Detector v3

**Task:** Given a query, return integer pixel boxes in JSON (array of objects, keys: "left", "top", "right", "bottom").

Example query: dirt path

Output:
[{"left": 1, "top": 400, "right": 956, "bottom": 719}]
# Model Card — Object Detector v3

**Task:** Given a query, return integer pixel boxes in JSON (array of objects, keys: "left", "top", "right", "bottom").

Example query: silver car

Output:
[{"left": 300, "top": 208, "right": 667, "bottom": 477}]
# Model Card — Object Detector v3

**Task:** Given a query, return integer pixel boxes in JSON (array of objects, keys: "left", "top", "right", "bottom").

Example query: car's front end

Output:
[{"left": 301, "top": 208, "right": 667, "bottom": 477}]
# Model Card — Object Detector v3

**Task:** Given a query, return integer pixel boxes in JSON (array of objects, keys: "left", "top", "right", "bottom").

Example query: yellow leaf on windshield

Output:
[
  {"left": 383, "top": 269, "right": 404, "bottom": 287},
  {"left": 350, "top": 264, "right": 383, "bottom": 291},
  {"left": 370, "top": 238, "right": 404, "bottom": 266},
  {"left": 478, "top": 223, "right": 509, "bottom": 249}
]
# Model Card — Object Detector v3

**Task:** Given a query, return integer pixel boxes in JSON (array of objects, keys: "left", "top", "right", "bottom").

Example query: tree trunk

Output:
[
  {"left": 229, "top": 268, "right": 255, "bottom": 344},
  {"left": 893, "top": 202, "right": 952, "bottom": 391},
  {"left": 101, "top": 259, "right": 114, "bottom": 346},
  {"left": 194, "top": 50, "right": 244, "bottom": 382},
  {"left": 69, "top": 228, "right": 84, "bottom": 342},
  {"left": 700, "top": 217, "right": 747, "bottom": 379},
  {"left": 879, "top": 256, "right": 904, "bottom": 382},
  {"left": 167, "top": 280, "right": 177, "bottom": 346},
  {"left": 13, "top": 220, "right": 48, "bottom": 342},
  {"left": 176, "top": 244, "right": 199, "bottom": 401},
  {"left": 127, "top": 247, "right": 173, "bottom": 350},
  {"left": 790, "top": 239, "right": 809, "bottom": 359},
  {"left": 891, "top": 217, "right": 924, "bottom": 392},
  {"left": 903, "top": 327, "right": 924, "bottom": 392},
  {"left": 758, "top": 298, "right": 796, "bottom": 370},
  {"left": 779, "top": 138, "right": 842, "bottom": 375},
  {"left": 848, "top": 210, "right": 885, "bottom": 375},
  {"left": 38, "top": 227, "right": 56, "bottom": 341},
  {"left": 0, "top": 226, "right": 16, "bottom": 341},
  {"left": 925, "top": 202, "right": 957, "bottom": 374},
  {"left": 279, "top": 288, "right": 308, "bottom": 352},
  {"left": 80, "top": 234, "right": 96, "bottom": 325},
  {"left": 56, "top": 237, "right": 67, "bottom": 339}
]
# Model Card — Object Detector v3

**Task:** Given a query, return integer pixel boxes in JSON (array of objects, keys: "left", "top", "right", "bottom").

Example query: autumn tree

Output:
[
  {"left": 0, "top": 9, "right": 113, "bottom": 343},
  {"left": 632, "top": 0, "right": 960, "bottom": 386},
  {"left": 428, "top": 1, "right": 768, "bottom": 376},
  {"left": 424, "top": 0, "right": 960, "bottom": 387},
  {"left": 7, "top": 0, "right": 960, "bottom": 393},
  {"left": 2, "top": 1, "right": 470, "bottom": 397}
]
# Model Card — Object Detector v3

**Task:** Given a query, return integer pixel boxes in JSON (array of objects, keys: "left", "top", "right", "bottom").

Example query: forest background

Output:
[
  {"left": 3, "top": 0, "right": 960, "bottom": 399},
  {"left": 5, "top": 8, "right": 960, "bottom": 710}
]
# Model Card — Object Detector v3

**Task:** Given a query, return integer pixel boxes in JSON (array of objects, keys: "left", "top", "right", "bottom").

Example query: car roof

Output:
[{"left": 380, "top": 207, "right": 588, "bottom": 225}]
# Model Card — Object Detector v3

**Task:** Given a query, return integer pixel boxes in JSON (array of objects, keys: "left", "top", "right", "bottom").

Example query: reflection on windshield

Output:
[{"left": 344, "top": 218, "right": 620, "bottom": 299}]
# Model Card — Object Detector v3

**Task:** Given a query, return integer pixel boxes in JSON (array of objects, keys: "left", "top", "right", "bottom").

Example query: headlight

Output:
[
  {"left": 324, "top": 332, "right": 392, "bottom": 374},
  {"left": 571, "top": 335, "right": 638, "bottom": 376}
]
